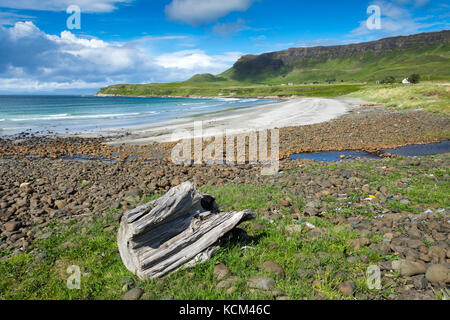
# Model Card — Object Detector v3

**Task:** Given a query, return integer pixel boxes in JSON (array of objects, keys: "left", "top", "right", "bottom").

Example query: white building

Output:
[{"left": 402, "top": 78, "right": 410, "bottom": 84}]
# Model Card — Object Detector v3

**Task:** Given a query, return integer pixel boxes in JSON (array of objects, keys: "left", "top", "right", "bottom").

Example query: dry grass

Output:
[{"left": 348, "top": 83, "right": 450, "bottom": 115}]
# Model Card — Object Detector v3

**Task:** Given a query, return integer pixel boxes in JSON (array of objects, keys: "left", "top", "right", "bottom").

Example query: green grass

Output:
[
  {"left": 1, "top": 155, "right": 449, "bottom": 300},
  {"left": 229, "top": 44, "right": 450, "bottom": 83},
  {"left": 98, "top": 82, "right": 365, "bottom": 98},
  {"left": 347, "top": 83, "right": 450, "bottom": 114}
]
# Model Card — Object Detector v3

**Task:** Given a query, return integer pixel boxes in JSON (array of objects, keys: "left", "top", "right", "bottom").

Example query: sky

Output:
[{"left": 0, "top": 0, "right": 448, "bottom": 94}]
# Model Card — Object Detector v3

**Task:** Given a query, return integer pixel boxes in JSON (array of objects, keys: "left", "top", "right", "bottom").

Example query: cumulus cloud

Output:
[
  {"left": 0, "top": 21, "right": 239, "bottom": 92},
  {"left": 165, "top": 0, "right": 254, "bottom": 26},
  {"left": 0, "top": 0, "right": 133, "bottom": 13},
  {"left": 155, "top": 50, "right": 241, "bottom": 71}
]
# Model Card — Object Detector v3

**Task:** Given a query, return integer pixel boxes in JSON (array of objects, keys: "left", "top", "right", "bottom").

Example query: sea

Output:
[{"left": 0, "top": 95, "right": 278, "bottom": 136}]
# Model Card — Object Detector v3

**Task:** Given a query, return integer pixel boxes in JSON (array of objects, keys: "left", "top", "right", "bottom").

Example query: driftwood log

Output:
[{"left": 117, "top": 181, "right": 255, "bottom": 280}]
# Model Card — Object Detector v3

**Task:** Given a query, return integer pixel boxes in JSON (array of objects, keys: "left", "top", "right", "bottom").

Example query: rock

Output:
[
  {"left": 392, "top": 260, "right": 426, "bottom": 276},
  {"left": 262, "top": 261, "right": 285, "bottom": 278},
  {"left": 408, "top": 226, "right": 422, "bottom": 239},
  {"left": 54, "top": 200, "right": 66, "bottom": 210},
  {"left": 280, "top": 198, "right": 292, "bottom": 207},
  {"left": 226, "top": 287, "right": 235, "bottom": 295},
  {"left": 111, "top": 201, "right": 121, "bottom": 210},
  {"left": 432, "top": 231, "right": 446, "bottom": 242},
  {"left": 141, "top": 292, "right": 155, "bottom": 300},
  {"left": 34, "top": 252, "right": 47, "bottom": 262},
  {"left": 338, "top": 281, "right": 356, "bottom": 297},
  {"left": 248, "top": 276, "right": 275, "bottom": 290},
  {"left": 216, "top": 276, "right": 239, "bottom": 289},
  {"left": 39, "top": 232, "right": 52, "bottom": 240},
  {"left": 428, "top": 246, "right": 447, "bottom": 264},
  {"left": 425, "top": 264, "right": 449, "bottom": 283},
  {"left": 271, "top": 288, "right": 285, "bottom": 297},
  {"left": 4, "top": 221, "right": 21, "bottom": 232},
  {"left": 406, "top": 239, "right": 423, "bottom": 249},
  {"left": 120, "top": 276, "right": 135, "bottom": 287},
  {"left": 214, "top": 263, "right": 230, "bottom": 281},
  {"left": 378, "top": 261, "right": 392, "bottom": 271},
  {"left": 412, "top": 275, "right": 428, "bottom": 290},
  {"left": 121, "top": 288, "right": 144, "bottom": 300},
  {"left": 348, "top": 239, "right": 361, "bottom": 251},
  {"left": 276, "top": 296, "right": 290, "bottom": 300}
]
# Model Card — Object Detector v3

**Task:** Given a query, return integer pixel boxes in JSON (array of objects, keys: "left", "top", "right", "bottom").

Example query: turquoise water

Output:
[
  {"left": 290, "top": 151, "right": 380, "bottom": 162},
  {"left": 0, "top": 95, "right": 278, "bottom": 136}
]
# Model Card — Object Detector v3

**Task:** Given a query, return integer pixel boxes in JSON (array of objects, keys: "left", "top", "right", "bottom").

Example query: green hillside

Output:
[
  {"left": 97, "top": 31, "right": 450, "bottom": 100},
  {"left": 225, "top": 44, "right": 450, "bottom": 84}
]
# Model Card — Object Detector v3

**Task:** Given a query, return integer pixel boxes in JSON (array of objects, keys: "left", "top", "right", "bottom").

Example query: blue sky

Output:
[{"left": 0, "top": 0, "right": 448, "bottom": 94}]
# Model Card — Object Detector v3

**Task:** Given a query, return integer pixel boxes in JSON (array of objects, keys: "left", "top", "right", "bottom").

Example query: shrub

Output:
[
  {"left": 409, "top": 74, "right": 421, "bottom": 84},
  {"left": 381, "top": 76, "right": 396, "bottom": 84}
]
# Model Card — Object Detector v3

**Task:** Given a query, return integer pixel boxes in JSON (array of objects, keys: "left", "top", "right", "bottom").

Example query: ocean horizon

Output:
[{"left": 0, "top": 95, "right": 278, "bottom": 136}]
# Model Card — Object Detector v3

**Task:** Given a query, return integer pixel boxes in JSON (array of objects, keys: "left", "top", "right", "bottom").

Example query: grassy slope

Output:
[
  {"left": 1, "top": 155, "right": 449, "bottom": 300},
  {"left": 229, "top": 44, "right": 450, "bottom": 84},
  {"left": 97, "top": 82, "right": 365, "bottom": 98},
  {"left": 97, "top": 43, "right": 450, "bottom": 115},
  {"left": 347, "top": 83, "right": 450, "bottom": 114}
]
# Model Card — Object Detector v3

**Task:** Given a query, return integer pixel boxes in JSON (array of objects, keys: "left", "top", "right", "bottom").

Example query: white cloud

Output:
[
  {"left": 213, "top": 19, "right": 248, "bottom": 37},
  {"left": 350, "top": 0, "right": 444, "bottom": 39},
  {"left": 0, "top": 0, "right": 133, "bottom": 13},
  {"left": 0, "top": 11, "right": 35, "bottom": 25},
  {"left": 0, "top": 21, "right": 239, "bottom": 92},
  {"left": 155, "top": 50, "right": 241, "bottom": 71},
  {"left": 165, "top": 0, "right": 254, "bottom": 26}
]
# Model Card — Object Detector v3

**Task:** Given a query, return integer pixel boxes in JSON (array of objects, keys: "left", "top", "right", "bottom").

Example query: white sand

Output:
[{"left": 107, "top": 97, "right": 366, "bottom": 145}]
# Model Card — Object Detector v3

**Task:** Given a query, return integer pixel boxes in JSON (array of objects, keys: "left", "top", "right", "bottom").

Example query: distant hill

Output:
[
  {"left": 186, "top": 73, "right": 227, "bottom": 83},
  {"left": 222, "top": 30, "right": 450, "bottom": 83},
  {"left": 97, "top": 30, "right": 450, "bottom": 97}
]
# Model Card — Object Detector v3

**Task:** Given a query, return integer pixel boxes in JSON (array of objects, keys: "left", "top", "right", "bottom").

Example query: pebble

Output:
[
  {"left": 248, "top": 276, "right": 275, "bottom": 290},
  {"left": 262, "top": 261, "right": 285, "bottom": 278},
  {"left": 216, "top": 276, "right": 239, "bottom": 289},
  {"left": 425, "top": 264, "right": 449, "bottom": 283},
  {"left": 213, "top": 263, "right": 230, "bottom": 281},
  {"left": 392, "top": 260, "right": 426, "bottom": 276},
  {"left": 412, "top": 275, "right": 428, "bottom": 290},
  {"left": 121, "top": 288, "right": 144, "bottom": 300},
  {"left": 338, "top": 281, "right": 356, "bottom": 297},
  {"left": 4, "top": 221, "right": 21, "bottom": 232}
]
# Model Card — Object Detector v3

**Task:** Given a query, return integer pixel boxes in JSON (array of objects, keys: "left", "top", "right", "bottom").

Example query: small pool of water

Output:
[
  {"left": 290, "top": 141, "right": 450, "bottom": 162},
  {"left": 381, "top": 140, "right": 450, "bottom": 157},
  {"left": 289, "top": 151, "right": 380, "bottom": 162}
]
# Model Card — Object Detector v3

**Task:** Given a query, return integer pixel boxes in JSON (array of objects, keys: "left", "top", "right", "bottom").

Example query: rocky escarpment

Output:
[{"left": 231, "top": 30, "right": 450, "bottom": 80}]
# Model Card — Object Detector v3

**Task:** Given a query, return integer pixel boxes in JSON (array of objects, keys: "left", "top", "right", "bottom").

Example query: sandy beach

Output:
[{"left": 107, "top": 97, "right": 366, "bottom": 145}]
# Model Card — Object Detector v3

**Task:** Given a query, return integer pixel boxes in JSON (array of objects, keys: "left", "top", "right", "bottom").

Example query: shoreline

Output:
[
  {"left": 0, "top": 96, "right": 448, "bottom": 161},
  {"left": 101, "top": 97, "right": 363, "bottom": 145},
  {"left": 93, "top": 93, "right": 300, "bottom": 100}
]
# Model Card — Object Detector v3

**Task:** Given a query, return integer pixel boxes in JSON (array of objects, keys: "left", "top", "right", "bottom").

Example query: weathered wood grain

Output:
[{"left": 118, "top": 181, "right": 255, "bottom": 279}]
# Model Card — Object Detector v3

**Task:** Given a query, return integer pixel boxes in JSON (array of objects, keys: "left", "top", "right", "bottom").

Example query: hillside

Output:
[
  {"left": 226, "top": 30, "right": 450, "bottom": 83},
  {"left": 97, "top": 30, "right": 450, "bottom": 98}
]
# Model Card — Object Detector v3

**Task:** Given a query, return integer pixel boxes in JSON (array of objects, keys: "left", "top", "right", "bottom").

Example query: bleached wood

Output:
[{"left": 117, "top": 181, "right": 255, "bottom": 279}]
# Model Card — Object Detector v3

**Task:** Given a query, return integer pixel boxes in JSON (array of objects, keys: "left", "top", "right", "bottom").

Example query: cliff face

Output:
[{"left": 231, "top": 30, "right": 450, "bottom": 80}]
